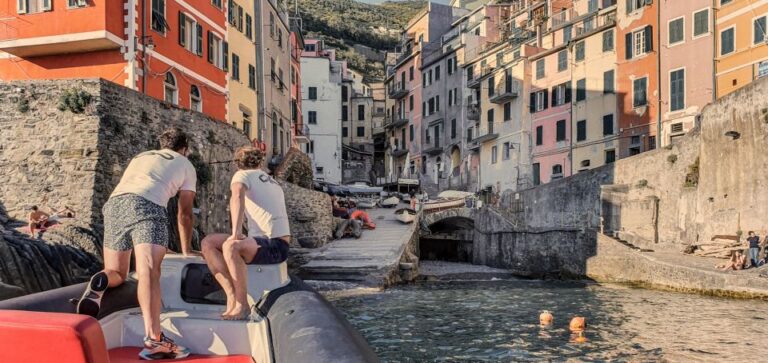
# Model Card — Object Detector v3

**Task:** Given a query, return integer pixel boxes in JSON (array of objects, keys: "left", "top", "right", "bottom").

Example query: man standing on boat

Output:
[
  {"left": 201, "top": 146, "right": 291, "bottom": 320},
  {"left": 77, "top": 128, "right": 196, "bottom": 360}
]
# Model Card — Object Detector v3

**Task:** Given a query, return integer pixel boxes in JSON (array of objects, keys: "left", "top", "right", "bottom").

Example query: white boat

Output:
[
  {"left": 395, "top": 208, "right": 418, "bottom": 224},
  {"left": 437, "top": 190, "right": 474, "bottom": 199},
  {"left": 356, "top": 198, "right": 379, "bottom": 209},
  {"left": 0, "top": 256, "right": 377, "bottom": 363},
  {"left": 421, "top": 197, "right": 466, "bottom": 212},
  {"left": 381, "top": 196, "right": 400, "bottom": 208}
]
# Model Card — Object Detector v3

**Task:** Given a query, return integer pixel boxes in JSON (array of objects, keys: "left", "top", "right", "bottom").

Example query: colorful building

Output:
[
  {"left": 226, "top": 0, "right": 257, "bottom": 139},
  {"left": 0, "top": 0, "right": 228, "bottom": 120},
  {"left": 714, "top": 0, "right": 768, "bottom": 98},
  {"left": 616, "top": 0, "right": 659, "bottom": 158},
  {"left": 289, "top": 18, "right": 307, "bottom": 147}
]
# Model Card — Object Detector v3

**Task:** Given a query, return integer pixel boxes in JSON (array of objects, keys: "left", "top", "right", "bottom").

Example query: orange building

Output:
[
  {"left": 714, "top": 0, "right": 768, "bottom": 98},
  {"left": 0, "top": 0, "right": 227, "bottom": 121},
  {"left": 289, "top": 19, "right": 307, "bottom": 147},
  {"left": 616, "top": 0, "right": 659, "bottom": 158}
]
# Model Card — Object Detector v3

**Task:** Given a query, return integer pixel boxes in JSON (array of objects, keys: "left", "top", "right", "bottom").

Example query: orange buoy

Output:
[
  {"left": 569, "top": 316, "right": 586, "bottom": 332},
  {"left": 539, "top": 311, "right": 553, "bottom": 326}
]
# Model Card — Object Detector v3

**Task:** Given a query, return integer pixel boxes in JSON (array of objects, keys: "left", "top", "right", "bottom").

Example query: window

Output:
[
  {"left": 558, "top": 50, "right": 568, "bottom": 72},
  {"left": 670, "top": 69, "right": 685, "bottom": 112},
  {"left": 248, "top": 65, "right": 255, "bottom": 89},
  {"left": 231, "top": 53, "right": 240, "bottom": 80},
  {"left": 533, "top": 163, "right": 541, "bottom": 186},
  {"left": 422, "top": 73, "right": 428, "bottom": 88},
  {"left": 588, "top": 0, "right": 598, "bottom": 13},
  {"left": 552, "top": 83, "right": 569, "bottom": 106},
  {"left": 278, "top": 29, "right": 283, "bottom": 48},
  {"left": 212, "top": 0, "right": 222, "bottom": 8},
  {"left": 269, "top": 12, "right": 275, "bottom": 37},
  {"left": 342, "top": 106, "right": 348, "bottom": 121},
  {"left": 342, "top": 127, "right": 348, "bottom": 138},
  {"left": 487, "top": 109, "right": 494, "bottom": 133},
  {"left": 755, "top": 16, "right": 767, "bottom": 45},
  {"left": 308, "top": 87, "right": 317, "bottom": 100},
  {"left": 577, "top": 120, "right": 586, "bottom": 142},
  {"left": 720, "top": 0, "right": 733, "bottom": 5},
  {"left": 448, "top": 90, "right": 453, "bottom": 106},
  {"left": 633, "top": 77, "right": 648, "bottom": 107},
  {"left": 626, "top": 26, "right": 652, "bottom": 59},
  {"left": 243, "top": 117, "right": 251, "bottom": 136},
  {"left": 451, "top": 119, "right": 457, "bottom": 139},
  {"left": 409, "top": 125, "right": 414, "bottom": 141},
  {"left": 164, "top": 73, "right": 177, "bottom": 105},
  {"left": 603, "top": 114, "right": 614, "bottom": 135},
  {"left": 236, "top": 5, "right": 243, "bottom": 32},
  {"left": 504, "top": 102, "right": 511, "bottom": 121},
  {"left": 627, "top": 0, "right": 652, "bottom": 14},
  {"left": 190, "top": 85, "right": 201, "bottom": 112},
  {"left": 270, "top": 58, "right": 275, "bottom": 82},
  {"left": 409, "top": 95, "right": 414, "bottom": 110},
  {"left": 603, "top": 29, "right": 614, "bottom": 51},
  {"left": 151, "top": 0, "right": 168, "bottom": 32},
  {"left": 245, "top": 14, "right": 253, "bottom": 39},
  {"left": 436, "top": 95, "right": 440, "bottom": 112},
  {"left": 488, "top": 76, "right": 495, "bottom": 97},
  {"left": 552, "top": 164, "right": 563, "bottom": 179},
  {"left": 604, "top": 70, "right": 615, "bottom": 94},
  {"left": 759, "top": 61, "right": 768, "bottom": 79},
  {"left": 179, "top": 13, "right": 203, "bottom": 55},
  {"left": 308, "top": 111, "right": 317, "bottom": 124},
  {"left": 467, "top": 127, "right": 473, "bottom": 142},
  {"left": 556, "top": 120, "right": 566, "bottom": 142},
  {"left": 503, "top": 142, "right": 511, "bottom": 160},
  {"left": 693, "top": 9, "right": 709, "bottom": 37},
  {"left": 576, "top": 79, "right": 586, "bottom": 102},
  {"left": 564, "top": 25, "right": 573, "bottom": 43},
  {"left": 671, "top": 123, "right": 684, "bottom": 133},
  {"left": 648, "top": 136, "right": 656, "bottom": 150},
  {"left": 536, "top": 126, "right": 543, "bottom": 145},
  {"left": 575, "top": 41, "right": 585, "bottom": 61},
  {"left": 720, "top": 27, "right": 735, "bottom": 55},
  {"left": 536, "top": 59, "right": 545, "bottom": 79},
  {"left": 668, "top": 17, "right": 684, "bottom": 45},
  {"left": 605, "top": 150, "right": 616, "bottom": 164},
  {"left": 207, "top": 32, "right": 225, "bottom": 69},
  {"left": 448, "top": 59, "right": 454, "bottom": 75},
  {"left": 357, "top": 127, "right": 365, "bottom": 137},
  {"left": 531, "top": 90, "right": 548, "bottom": 112},
  {"left": 409, "top": 66, "right": 414, "bottom": 80},
  {"left": 342, "top": 86, "right": 348, "bottom": 101},
  {"left": 304, "top": 44, "right": 316, "bottom": 52},
  {"left": 435, "top": 66, "right": 441, "bottom": 80},
  {"left": 491, "top": 145, "right": 498, "bottom": 164},
  {"left": 358, "top": 105, "right": 365, "bottom": 120}
]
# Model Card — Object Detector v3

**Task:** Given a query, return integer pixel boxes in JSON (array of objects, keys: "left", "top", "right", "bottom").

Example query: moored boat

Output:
[
  {"left": 420, "top": 197, "right": 466, "bottom": 212},
  {"left": 380, "top": 196, "right": 400, "bottom": 208},
  {"left": 0, "top": 256, "right": 377, "bottom": 363},
  {"left": 394, "top": 208, "right": 418, "bottom": 224}
]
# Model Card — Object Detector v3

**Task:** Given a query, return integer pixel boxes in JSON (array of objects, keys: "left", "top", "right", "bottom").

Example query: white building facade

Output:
[{"left": 301, "top": 56, "right": 343, "bottom": 183}]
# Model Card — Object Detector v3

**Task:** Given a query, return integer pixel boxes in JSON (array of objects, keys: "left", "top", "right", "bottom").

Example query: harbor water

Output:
[{"left": 326, "top": 279, "right": 768, "bottom": 362}]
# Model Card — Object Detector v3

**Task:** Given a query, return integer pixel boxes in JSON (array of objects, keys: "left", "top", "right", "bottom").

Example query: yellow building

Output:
[
  {"left": 227, "top": 0, "right": 258, "bottom": 141},
  {"left": 715, "top": 0, "right": 768, "bottom": 98}
]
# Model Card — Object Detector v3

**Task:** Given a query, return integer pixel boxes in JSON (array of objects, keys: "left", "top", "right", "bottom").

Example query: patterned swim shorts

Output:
[{"left": 103, "top": 194, "right": 169, "bottom": 251}]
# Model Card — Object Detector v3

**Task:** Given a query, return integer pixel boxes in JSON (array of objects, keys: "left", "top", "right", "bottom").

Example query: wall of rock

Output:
[{"left": 282, "top": 183, "right": 334, "bottom": 248}]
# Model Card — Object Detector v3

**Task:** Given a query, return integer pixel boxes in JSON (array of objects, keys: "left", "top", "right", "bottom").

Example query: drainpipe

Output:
[
  {"left": 255, "top": 0, "right": 266, "bottom": 143},
  {"left": 656, "top": 2, "right": 662, "bottom": 148},
  {"left": 141, "top": 0, "right": 146, "bottom": 94}
]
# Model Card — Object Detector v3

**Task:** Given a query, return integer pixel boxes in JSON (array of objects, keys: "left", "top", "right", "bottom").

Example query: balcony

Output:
[
  {"left": 489, "top": 79, "right": 520, "bottom": 104},
  {"left": 388, "top": 82, "right": 409, "bottom": 99},
  {"left": 384, "top": 115, "right": 409, "bottom": 129},
  {"left": 467, "top": 75, "right": 482, "bottom": 89},
  {"left": 423, "top": 145, "right": 443, "bottom": 156},
  {"left": 467, "top": 105, "right": 481, "bottom": 121},
  {"left": 295, "top": 125, "right": 310, "bottom": 144},
  {"left": 473, "top": 132, "right": 499, "bottom": 144},
  {"left": 391, "top": 148, "right": 409, "bottom": 158}
]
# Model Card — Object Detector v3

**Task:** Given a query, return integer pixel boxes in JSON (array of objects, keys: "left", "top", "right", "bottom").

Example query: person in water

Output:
[
  {"left": 77, "top": 128, "right": 197, "bottom": 360},
  {"left": 201, "top": 146, "right": 291, "bottom": 320}
]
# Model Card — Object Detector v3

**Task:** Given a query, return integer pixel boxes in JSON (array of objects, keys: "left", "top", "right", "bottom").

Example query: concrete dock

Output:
[{"left": 296, "top": 208, "right": 419, "bottom": 287}]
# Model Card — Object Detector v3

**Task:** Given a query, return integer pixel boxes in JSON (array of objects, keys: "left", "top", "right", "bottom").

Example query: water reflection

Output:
[{"left": 326, "top": 280, "right": 767, "bottom": 362}]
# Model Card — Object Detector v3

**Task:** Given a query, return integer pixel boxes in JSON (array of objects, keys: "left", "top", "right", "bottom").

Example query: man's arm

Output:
[
  {"left": 230, "top": 183, "right": 247, "bottom": 239},
  {"left": 177, "top": 190, "right": 196, "bottom": 256}
]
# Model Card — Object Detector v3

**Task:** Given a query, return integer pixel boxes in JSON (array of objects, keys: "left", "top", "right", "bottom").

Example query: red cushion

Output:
[
  {"left": 109, "top": 347, "right": 253, "bottom": 363},
  {"left": 0, "top": 310, "right": 109, "bottom": 363}
]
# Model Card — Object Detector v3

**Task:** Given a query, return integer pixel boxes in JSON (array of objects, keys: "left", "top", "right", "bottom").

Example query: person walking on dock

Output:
[
  {"left": 77, "top": 127, "right": 197, "bottom": 360},
  {"left": 201, "top": 146, "right": 291, "bottom": 320}
]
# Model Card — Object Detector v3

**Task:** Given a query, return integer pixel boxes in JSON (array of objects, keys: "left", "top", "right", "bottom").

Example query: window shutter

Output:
[
  {"left": 179, "top": 12, "right": 186, "bottom": 47},
  {"left": 196, "top": 24, "right": 203, "bottom": 56},
  {"left": 543, "top": 91, "right": 549, "bottom": 110},
  {"left": 644, "top": 26, "right": 653, "bottom": 52},
  {"left": 207, "top": 31, "right": 213, "bottom": 63},
  {"left": 625, "top": 0, "right": 632, "bottom": 14},
  {"left": 565, "top": 83, "right": 572, "bottom": 103},
  {"left": 42, "top": 0, "right": 51, "bottom": 11},
  {"left": 223, "top": 41, "right": 229, "bottom": 72},
  {"left": 17, "top": 0, "right": 26, "bottom": 14},
  {"left": 625, "top": 33, "right": 633, "bottom": 59},
  {"left": 529, "top": 92, "right": 536, "bottom": 113},
  {"left": 551, "top": 87, "right": 557, "bottom": 107}
]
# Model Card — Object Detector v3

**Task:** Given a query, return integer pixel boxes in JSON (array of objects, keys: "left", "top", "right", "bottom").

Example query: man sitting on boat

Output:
[
  {"left": 77, "top": 128, "right": 197, "bottom": 360},
  {"left": 201, "top": 146, "right": 291, "bottom": 321}
]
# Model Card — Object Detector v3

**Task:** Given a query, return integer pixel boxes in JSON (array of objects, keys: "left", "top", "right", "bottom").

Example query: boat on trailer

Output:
[
  {"left": 394, "top": 208, "right": 418, "bottom": 224},
  {"left": 0, "top": 256, "right": 377, "bottom": 363}
]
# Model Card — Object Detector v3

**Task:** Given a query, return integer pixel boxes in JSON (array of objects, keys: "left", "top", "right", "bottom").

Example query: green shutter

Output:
[
  {"left": 207, "top": 31, "right": 214, "bottom": 63},
  {"left": 179, "top": 12, "right": 186, "bottom": 47},
  {"left": 196, "top": 23, "right": 203, "bottom": 56}
]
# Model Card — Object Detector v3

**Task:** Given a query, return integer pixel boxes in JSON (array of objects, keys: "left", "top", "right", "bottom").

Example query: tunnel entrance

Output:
[{"left": 420, "top": 216, "right": 475, "bottom": 262}]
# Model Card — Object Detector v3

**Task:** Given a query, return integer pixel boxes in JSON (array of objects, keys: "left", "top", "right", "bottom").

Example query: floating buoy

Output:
[
  {"left": 539, "top": 310, "right": 553, "bottom": 326},
  {"left": 569, "top": 316, "right": 586, "bottom": 332}
]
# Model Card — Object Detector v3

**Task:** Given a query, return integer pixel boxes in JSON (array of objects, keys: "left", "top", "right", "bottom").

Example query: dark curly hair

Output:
[
  {"left": 159, "top": 127, "right": 190, "bottom": 152},
  {"left": 234, "top": 146, "right": 264, "bottom": 170}
]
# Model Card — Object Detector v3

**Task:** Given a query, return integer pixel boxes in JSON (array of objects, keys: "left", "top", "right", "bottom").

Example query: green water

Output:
[{"left": 327, "top": 280, "right": 768, "bottom": 362}]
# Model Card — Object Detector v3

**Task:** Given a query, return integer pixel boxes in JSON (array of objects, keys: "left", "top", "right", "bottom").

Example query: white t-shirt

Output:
[
  {"left": 231, "top": 169, "right": 290, "bottom": 238},
  {"left": 111, "top": 149, "right": 197, "bottom": 207}
]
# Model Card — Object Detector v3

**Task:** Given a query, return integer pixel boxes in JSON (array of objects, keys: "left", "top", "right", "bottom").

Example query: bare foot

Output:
[
  {"left": 223, "top": 303, "right": 250, "bottom": 320},
  {"left": 220, "top": 298, "right": 236, "bottom": 317}
]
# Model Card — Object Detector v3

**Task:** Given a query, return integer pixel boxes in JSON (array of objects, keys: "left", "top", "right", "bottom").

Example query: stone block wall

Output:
[{"left": 282, "top": 182, "right": 334, "bottom": 248}]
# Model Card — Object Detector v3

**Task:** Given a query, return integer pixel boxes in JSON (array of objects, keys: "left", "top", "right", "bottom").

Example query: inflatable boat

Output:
[{"left": 0, "top": 255, "right": 377, "bottom": 363}]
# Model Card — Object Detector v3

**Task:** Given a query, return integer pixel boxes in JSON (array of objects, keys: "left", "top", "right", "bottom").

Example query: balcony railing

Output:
[
  {"left": 295, "top": 124, "right": 310, "bottom": 143},
  {"left": 384, "top": 115, "right": 409, "bottom": 129},
  {"left": 489, "top": 79, "right": 520, "bottom": 104},
  {"left": 388, "top": 82, "right": 409, "bottom": 99},
  {"left": 467, "top": 104, "right": 481, "bottom": 121}
]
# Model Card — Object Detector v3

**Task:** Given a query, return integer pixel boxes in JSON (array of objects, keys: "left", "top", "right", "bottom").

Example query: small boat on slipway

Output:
[
  {"left": 394, "top": 208, "right": 418, "bottom": 224},
  {"left": 420, "top": 197, "right": 466, "bottom": 212},
  {"left": 0, "top": 256, "right": 377, "bottom": 363},
  {"left": 380, "top": 196, "right": 400, "bottom": 208}
]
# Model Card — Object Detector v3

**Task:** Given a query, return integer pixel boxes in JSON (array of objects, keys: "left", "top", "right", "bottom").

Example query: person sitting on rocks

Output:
[
  {"left": 334, "top": 218, "right": 362, "bottom": 239},
  {"left": 201, "top": 146, "right": 291, "bottom": 321},
  {"left": 27, "top": 206, "right": 50, "bottom": 238},
  {"left": 332, "top": 196, "right": 351, "bottom": 219},
  {"left": 716, "top": 250, "right": 747, "bottom": 271}
]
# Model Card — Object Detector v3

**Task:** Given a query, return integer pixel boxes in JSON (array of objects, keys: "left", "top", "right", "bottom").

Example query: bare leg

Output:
[
  {"left": 103, "top": 248, "right": 132, "bottom": 287},
  {"left": 222, "top": 237, "right": 260, "bottom": 319},
  {"left": 201, "top": 233, "right": 236, "bottom": 316},
  {"left": 134, "top": 243, "right": 167, "bottom": 339},
  {"left": 29, "top": 222, "right": 36, "bottom": 237}
]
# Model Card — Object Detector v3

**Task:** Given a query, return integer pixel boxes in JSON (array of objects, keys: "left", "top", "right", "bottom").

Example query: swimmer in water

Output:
[
  {"left": 570, "top": 331, "right": 588, "bottom": 344},
  {"left": 539, "top": 310, "right": 553, "bottom": 326},
  {"left": 569, "top": 316, "right": 586, "bottom": 332}
]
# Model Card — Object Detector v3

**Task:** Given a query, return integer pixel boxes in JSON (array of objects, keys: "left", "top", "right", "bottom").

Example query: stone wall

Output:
[
  {"left": 0, "top": 79, "right": 250, "bottom": 234},
  {"left": 282, "top": 182, "right": 334, "bottom": 248}
]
